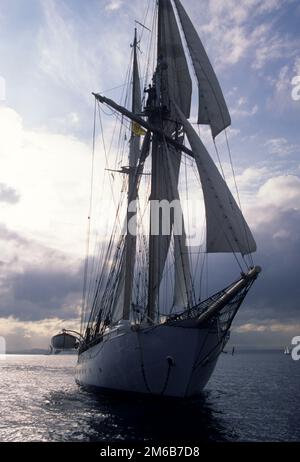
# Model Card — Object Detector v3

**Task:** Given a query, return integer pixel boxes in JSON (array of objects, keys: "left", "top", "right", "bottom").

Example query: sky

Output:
[{"left": 0, "top": 0, "right": 300, "bottom": 351}]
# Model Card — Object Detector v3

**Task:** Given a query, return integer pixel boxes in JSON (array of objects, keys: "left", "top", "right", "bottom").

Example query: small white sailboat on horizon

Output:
[{"left": 284, "top": 346, "right": 291, "bottom": 355}]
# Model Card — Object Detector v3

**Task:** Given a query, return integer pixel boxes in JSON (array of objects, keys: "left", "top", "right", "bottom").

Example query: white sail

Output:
[
  {"left": 148, "top": 140, "right": 179, "bottom": 317},
  {"left": 148, "top": 141, "right": 193, "bottom": 317},
  {"left": 158, "top": 0, "right": 192, "bottom": 118},
  {"left": 128, "top": 36, "right": 142, "bottom": 173},
  {"left": 173, "top": 0, "right": 231, "bottom": 139},
  {"left": 174, "top": 103, "right": 256, "bottom": 255},
  {"left": 173, "top": 227, "right": 192, "bottom": 309},
  {"left": 164, "top": 144, "right": 193, "bottom": 309}
]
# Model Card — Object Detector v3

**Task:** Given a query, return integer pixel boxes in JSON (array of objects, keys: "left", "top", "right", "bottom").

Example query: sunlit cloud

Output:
[
  {"left": 0, "top": 105, "right": 90, "bottom": 255},
  {"left": 0, "top": 317, "right": 80, "bottom": 351},
  {"left": 105, "top": 0, "right": 123, "bottom": 12},
  {"left": 235, "top": 322, "right": 300, "bottom": 334}
]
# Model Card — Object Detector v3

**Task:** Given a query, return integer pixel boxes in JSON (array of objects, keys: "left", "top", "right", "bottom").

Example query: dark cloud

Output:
[
  {"left": 12, "top": 268, "right": 80, "bottom": 305},
  {"left": 9, "top": 267, "right": 82, "bottom": 319},
  {"left": 0, "top": 183, "right": 20, "bottom": 204},
  {"left": 0, "top": 268, "right": 83, "bottom": 322},
  {"left": 237, "top": 207, "right": 300, "bottom": 323},
  {"left": 188, "top": 206, "right": 300, "bottom": 329},
  {"left": 0, "top": 200, "right": 300, "bottom": 344},
  {"left": 0, "top": 223, "right": 84, "bottom": 321}
]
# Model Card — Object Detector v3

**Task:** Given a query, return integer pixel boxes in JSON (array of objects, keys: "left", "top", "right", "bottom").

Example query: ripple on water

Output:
[{"left": 0, "top": 353, "right": 299, "bottom": 442}]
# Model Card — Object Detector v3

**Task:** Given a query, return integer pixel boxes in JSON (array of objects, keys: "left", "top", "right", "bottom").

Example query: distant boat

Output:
[
  {"left": 284, "top": 346, "right": 291, "bottom": 355},
  {"left": 50, "top": 330, "right": 79, "bottom": 355},
  {"left": 232, "top": 347, "right": 235, "bottom": 356}
]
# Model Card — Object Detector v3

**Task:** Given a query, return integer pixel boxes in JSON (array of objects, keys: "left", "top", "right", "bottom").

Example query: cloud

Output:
[
  {"left": 191, "top": 172, "right": 300, "bottom": 339},
  {"left": 294, "top": 57, "right": 300, "bottom": 75},
  {"left": 0, "top": 223, "right": 84, "bottom": 322},
  {"left": 38, "top": 0, "right": 131, "bottom": 102},
  {"left": 0, "top": 316, "right": 80, "bottom": 351},
  {"left": 233, "top": 167, "right": 271, "bottom": 192},
  {"left": 105, "top": 0, "right": 123, "bottom": 12},
  {"left": 0, "top": 183, "right": 20, "bottom": 204},
  {"left": 235, "top": 321, "right": 300, "bottom": 334},
  {"left": 38, "top": 0, "right": 100, "bottom": 97},
  {"left": 0, "top": 105, "right": 98, "bottom": 329},
  {"left": 265, "top": 138, "right": 300, "bottom": 156},
  {"left": 256, "top": 174, "right": 300, "bottom": 209},
  {"left": 11, "top": 268, "right": 81, "bottom": 312},
  {"left": 0, "top": 105, "right": 91, "bottom": 256},
  {"left": 230, "top": 97, "right": 258, "bottom": 118},
  {"left": 253, "top": 27, "right": 299, "bottom": 70},
  {"left": 231, "top": 174, "right": 300, "bottom": 328},
  {"left": 229, "top": 324, "right": 299, "bottom": 348},
  {"left": 267, "top": 57, "right": 300, "bottom": 111},
  {"left": 196, "top": 0, "right": 299, "bottom": 70},
  {"left": 184, "top": 169, "right": 300, "bottom": 338}
]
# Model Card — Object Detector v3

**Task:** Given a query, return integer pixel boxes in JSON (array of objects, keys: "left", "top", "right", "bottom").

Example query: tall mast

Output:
[
  {"left": 147, "top": 134, "right": 160, "bottom": 322},
  {"left": 123, "top": 27, "right": 141, "bottom": 320},
  {"left": 147, "top": 1, "right": 164, "bottom": 322},
  {"left": 146, "top": 0, "right": 193, "bottom": 322}
]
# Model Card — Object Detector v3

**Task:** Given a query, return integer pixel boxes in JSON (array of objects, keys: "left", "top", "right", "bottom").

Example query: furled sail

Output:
[
  {"left": 174, "top": 103, "right": 256, "bottom": 255},
  {"left": 173, "top": 0, "right": 231, "bottom": 139},
  {"left": 148, "top": 140, "right": 193, "bottom": 318},
  {"left": 128, "top": 32, "right": 142, "bottom": 176},
  {"left": 148, "top": 138, "right": 176, "bottom": 319},
  {"left": 157, "top": 0, "right": 192, "bottom": 118},
  {"left": 164, "top": 142, "right": 193, "bottom": 310},
  {"left": 173, "top": 233, "right": 191, "bottom": 309}
]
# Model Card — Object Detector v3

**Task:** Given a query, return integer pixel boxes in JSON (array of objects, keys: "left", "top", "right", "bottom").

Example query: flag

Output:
[{"left": 132, "top": 122, "right": 146, "bottom": 136}]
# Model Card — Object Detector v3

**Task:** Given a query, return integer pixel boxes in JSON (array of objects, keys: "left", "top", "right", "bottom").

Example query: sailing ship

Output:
[{"left": 75, "top": 0, "right": 261, "bottom": 398}]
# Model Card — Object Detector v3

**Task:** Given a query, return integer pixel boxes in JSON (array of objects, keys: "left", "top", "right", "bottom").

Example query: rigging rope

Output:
[
  {"left": 80, "top": 99, "right": 97, "bottom": 335},
  {"left": 224, "top": 128, "right": 254, "bottom": 268}
]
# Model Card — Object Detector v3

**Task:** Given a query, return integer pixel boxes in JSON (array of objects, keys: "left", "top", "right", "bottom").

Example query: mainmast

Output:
[
  {"left": 146, "top": 0, "right": 193, "bottom": 322},
  {"left": 147, "top": 2, "right": 164, "bottom": 323}
]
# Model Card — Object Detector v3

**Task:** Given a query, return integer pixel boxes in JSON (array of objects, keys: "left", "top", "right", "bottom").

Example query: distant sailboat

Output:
[
  {"left": 284, "top": 346, "right": 291, "bottom": 355},
  {"left": 73, "top": 0, "right": 261, "bottom": 398}
]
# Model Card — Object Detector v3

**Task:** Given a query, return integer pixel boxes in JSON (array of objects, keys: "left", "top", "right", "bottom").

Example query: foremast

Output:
[{"left": 123, "top": 28, "right": 141, "bottom": 320}]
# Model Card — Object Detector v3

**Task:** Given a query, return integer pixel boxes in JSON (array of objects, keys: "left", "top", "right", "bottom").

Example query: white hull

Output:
[{"left": 75, "top": 320, "right": 227, "bottom": 398}]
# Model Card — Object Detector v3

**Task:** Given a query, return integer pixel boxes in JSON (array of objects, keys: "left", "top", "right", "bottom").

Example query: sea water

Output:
[{"left": 0, "top": 352, "right": 299, "bottom": 442}]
